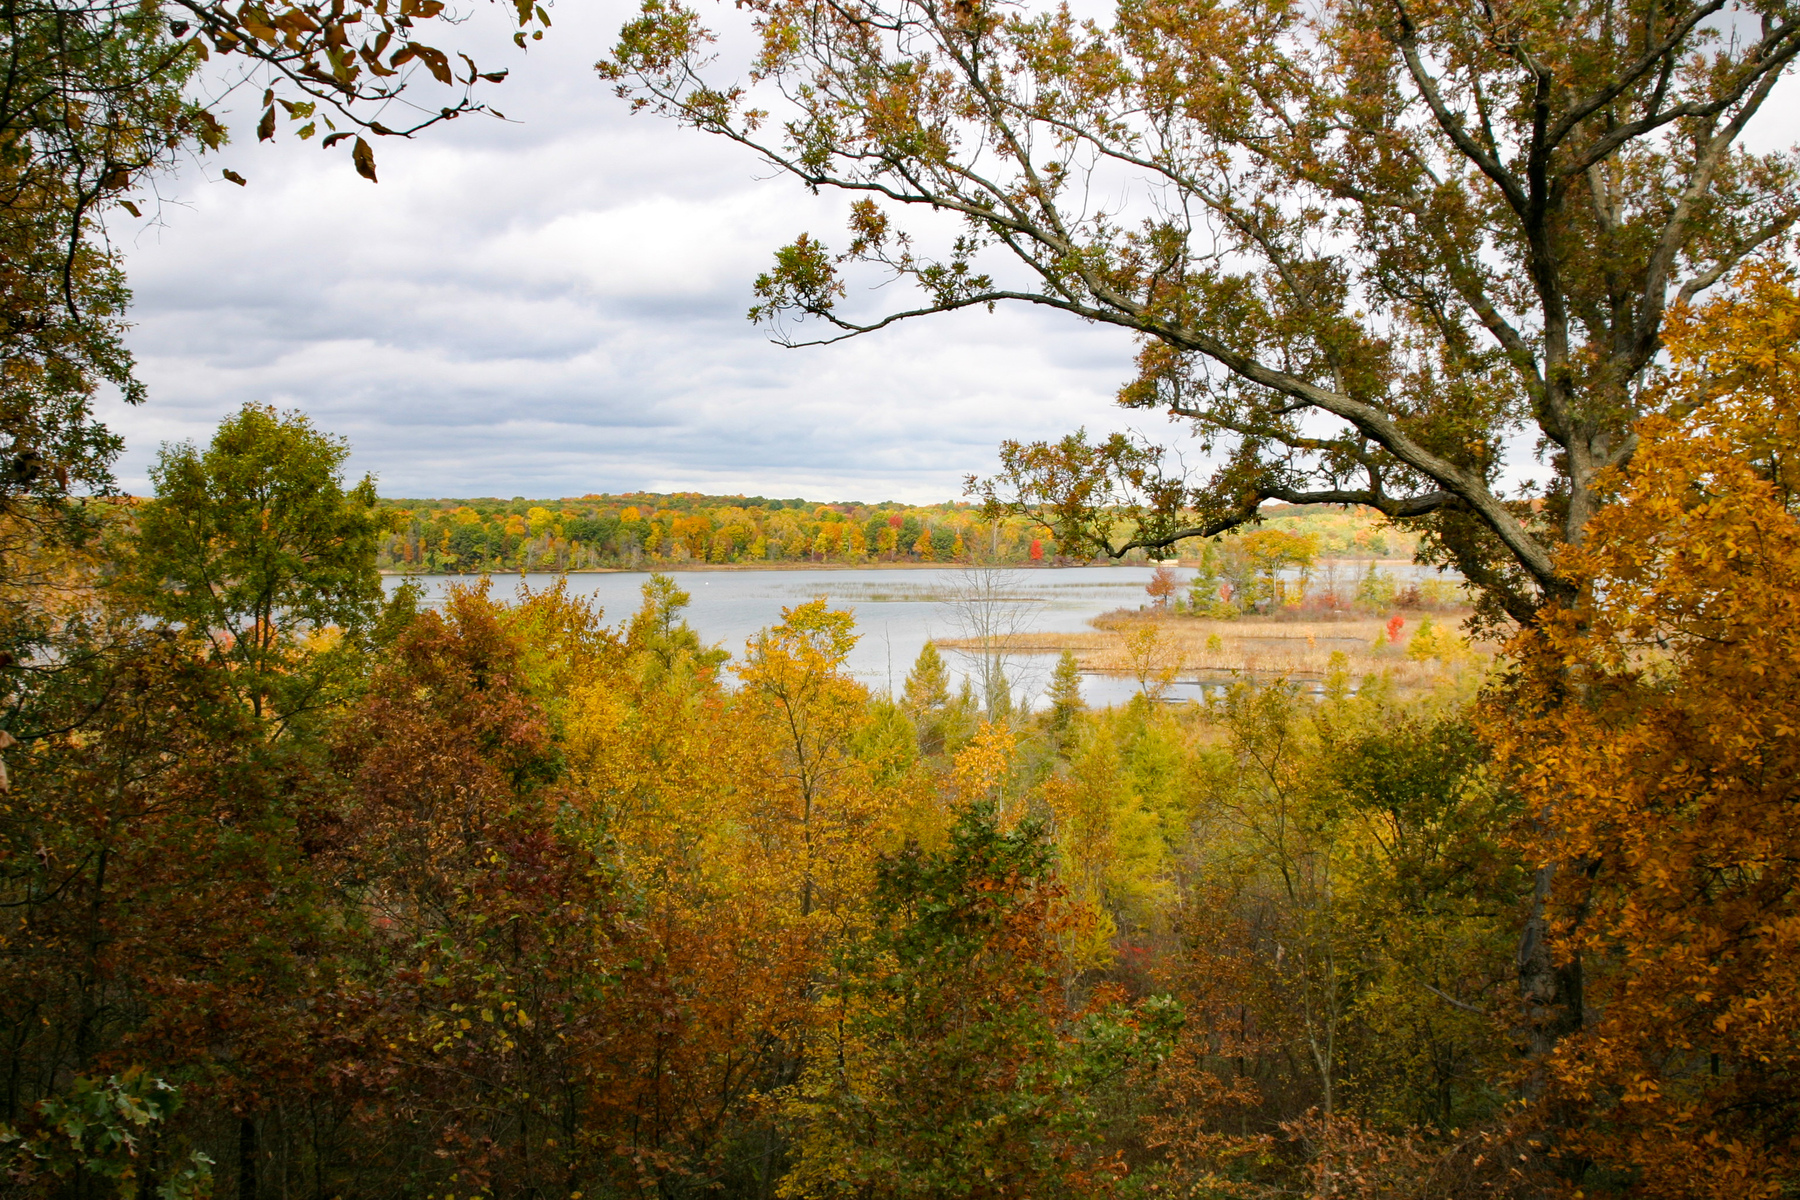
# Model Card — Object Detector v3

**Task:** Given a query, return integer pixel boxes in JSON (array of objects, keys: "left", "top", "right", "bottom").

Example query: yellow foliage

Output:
[
  {"left": 1121, "top": 621, "right": 1180, "bottom": 699},
  {"left": 1403, "top": 616, "right": 1467, "bottom": 664},
  {"left": 950, "top": 722, "right": 1017, "bottom": 819}
]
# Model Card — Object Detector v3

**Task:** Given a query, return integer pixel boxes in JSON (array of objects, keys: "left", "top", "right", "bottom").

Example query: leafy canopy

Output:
[
  {"left": 602, "top": 0, "right": 1800, "bottom": 624},
  {"left": 125, "top": 403, "right": 383, "bottom": 723},
  {"left": 1490, "top": 262, "right": 1800, "bottom": 1192}
]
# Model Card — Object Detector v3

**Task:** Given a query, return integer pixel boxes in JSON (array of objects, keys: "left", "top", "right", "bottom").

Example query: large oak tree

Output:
[{"left": 602, "top": 0, "right": 1799, "bottom": 623}]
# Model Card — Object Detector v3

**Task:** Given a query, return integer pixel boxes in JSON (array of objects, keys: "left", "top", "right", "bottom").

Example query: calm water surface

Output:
[{"left": 385, "top": 562, "right": 1439, "bottom": 709}]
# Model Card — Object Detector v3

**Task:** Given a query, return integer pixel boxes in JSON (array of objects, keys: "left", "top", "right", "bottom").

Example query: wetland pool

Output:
[{"left": 386, "top": 562, "right": 1439, "bottom": 709}]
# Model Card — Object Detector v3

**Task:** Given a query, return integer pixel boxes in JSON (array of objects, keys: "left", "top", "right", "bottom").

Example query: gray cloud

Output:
[
  {"left": 100, "top": 0, "right": 1149, "bottom": 502},
  {"left": 101, "top": 1, "right": 1798, "bottom": 502}
]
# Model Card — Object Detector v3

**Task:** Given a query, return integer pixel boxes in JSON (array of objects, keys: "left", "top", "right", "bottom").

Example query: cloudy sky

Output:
[
  {"left": 100, "top": 2, "right": 1798, "bottom": 503},
  {"left": 100, "top": 0, "right": 1151, "bottom": 503}
]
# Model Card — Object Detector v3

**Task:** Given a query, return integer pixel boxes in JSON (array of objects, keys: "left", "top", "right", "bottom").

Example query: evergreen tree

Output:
[
  {"left": 1044, "top": 650, "right": 1085, "bottom": 752},
  {"left": 903, "top": 641, "right": 951, "bottom": 755}
]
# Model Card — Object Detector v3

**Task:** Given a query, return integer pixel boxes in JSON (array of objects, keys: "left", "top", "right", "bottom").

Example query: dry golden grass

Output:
[{"left": 937, "top": 608, "right": 1492, "bottom": 691}]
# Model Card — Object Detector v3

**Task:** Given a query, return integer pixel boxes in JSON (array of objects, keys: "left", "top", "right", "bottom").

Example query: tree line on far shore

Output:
[{"left": 372, "top": 495, "right": 1406, "bottom": 574}]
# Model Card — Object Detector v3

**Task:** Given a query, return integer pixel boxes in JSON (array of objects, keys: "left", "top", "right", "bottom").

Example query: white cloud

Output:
[
  {"left": 99, "top": 0, "right": 1800, "bottom": 501},
  {"left": 101, "top": 0, "right": 1146, "bottom": 501}
]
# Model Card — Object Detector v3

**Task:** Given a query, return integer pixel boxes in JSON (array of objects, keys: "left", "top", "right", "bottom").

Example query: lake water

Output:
[{"left": 384, "top": 562, "right": 1436, "bottom": 710}]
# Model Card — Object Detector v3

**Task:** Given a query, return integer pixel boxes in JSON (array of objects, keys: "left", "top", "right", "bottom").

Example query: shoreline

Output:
[
  {"left": 381, "top": 561, "right": 1094, "bottom": 576},
  {"left": 377, "top": 556, "right": 1429, "bottom": 578}
]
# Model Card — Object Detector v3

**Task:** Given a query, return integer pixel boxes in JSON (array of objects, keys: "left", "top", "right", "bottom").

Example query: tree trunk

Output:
[
  {"left": 238, "top": 1116, "right": 258, "bottom": 1200},
  {"left": 1516, "top": 862, "right": 1584, "bottom": 1085}
]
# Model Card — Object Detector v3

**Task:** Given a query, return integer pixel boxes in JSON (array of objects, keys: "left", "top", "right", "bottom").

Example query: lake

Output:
[{"left": 384, "top": 562, "right": 1438, "bottom": 710}]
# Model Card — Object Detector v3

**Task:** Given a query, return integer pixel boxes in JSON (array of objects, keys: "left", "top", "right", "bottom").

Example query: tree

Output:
[
  {"left": 1145, "top": 563, "right": 1180, "bottom": 610},
  {"left": 2, "top": 0, "right": 199, "bottom": 522},
  {"left": 902, "top": 640, "right": 950, "bottom": 714},
  {"left": 781, "top": 805, "right": 1178, "bottom": 1199},
  {"left": 1041, "top": 718, "right": 1169, "bottom": 967},
  {"left": 1313, "top": 704, "right": 1517, "bottom": 1133},
  {"left": 0, "top": 609, "right": 336, "bottom": 1200},
  {"left": 904, "top": 639, "right": 974, "bottom": 757},
  {"left": 124, "top": 403, "right": 383, "bottom": 725},
  {"left": 738, "top": 598, "right": 875, "bottom": 919},
  {"left": 1239, "top": 529, "right": 1319, "bottom": 610},
  {"left": 0, "top": 0, "right": 195, "bottom": 569},
  {"left": 625, "top": 571, "right": 730, "bottom": 686},
  {"left": 937, "top": 568, "right": 1039, "bottom": 717},
  {"left": 1, "top": 0, "right": 549, "bottom": 530},
  {"left": 1121, "top": 622, "right": 1179, "bottom": 701},
  {"left": 559, "top": 579, "right": 818, "bottom": 1197},
  {"left": 1042, "top": 649, "right": 1084, "bottom": 751},
  {"left": 326, "top": 583, "right": 653, "bottom": 1199},
  {"left": 1490, "top": 263, "right": 1800, "bottom": 1193},
  {"left": 602, "top": 0, "right": 1799, "bottom": 624}
]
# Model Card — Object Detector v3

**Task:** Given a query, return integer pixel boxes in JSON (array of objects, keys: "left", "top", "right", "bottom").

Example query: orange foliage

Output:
[{"left": 1493, "top": 264, "right": 1800, "bottom": 1195}]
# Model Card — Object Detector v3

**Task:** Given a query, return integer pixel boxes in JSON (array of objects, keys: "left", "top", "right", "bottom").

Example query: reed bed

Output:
[{"left": 937, "top": 609, "right": 1490, "bottom": 691}]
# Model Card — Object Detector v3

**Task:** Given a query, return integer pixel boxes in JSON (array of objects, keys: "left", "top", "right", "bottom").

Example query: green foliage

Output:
[
  {"left": 1054, "top": 715, "right": 1174, "bottom": 950},
  {"left": 0, "top": 0, "right": 204, "bottom": 525},
  {"left": 1314, "top": 707, "right": 1521, "bottom": 1128},
  {"left": 625, "top": 571, "right": 728, "bottom": 686},
  {"left": 783, "top": 807, "right": 1179, "bottom": 1200},
  {"left": 0, "top": 1070, "right": 212, "bottom": 1199},
  {"left": 1355, "top": 563, "right": 1398, "bottom": 611},
  {"left": 852, "top": 697, "right": 920, "bottom": 785},
  {"left": 122, "top": 404, "right": 381, "bottom": 723},
  {"left": 903, "top": 640, "right": 969, "bottom": 757},
  {"left": 1043, "top": 649, "right": 1085, "bottom": 751}
]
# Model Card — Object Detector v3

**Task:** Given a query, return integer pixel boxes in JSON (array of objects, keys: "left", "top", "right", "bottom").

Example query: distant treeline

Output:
[{"left": 376, "top": 493, "right": 1412, "bottom": 573}]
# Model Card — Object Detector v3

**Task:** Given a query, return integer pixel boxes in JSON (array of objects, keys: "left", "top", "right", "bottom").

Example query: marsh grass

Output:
[{"left": 936, "top": 609, "right": 1492, "bottom": 691}]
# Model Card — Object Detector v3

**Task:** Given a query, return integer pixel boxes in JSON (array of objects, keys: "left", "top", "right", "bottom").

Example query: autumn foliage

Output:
[
  {"left": 7, "top": 259, "right": 1800, "bottom": 1200},
  {"left": 1491, "top": 264, "right": 1800, "bottom": 1193}
]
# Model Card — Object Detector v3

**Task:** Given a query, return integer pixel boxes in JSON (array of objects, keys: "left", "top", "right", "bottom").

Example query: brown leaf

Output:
[
  {"left": 352, "top": 137, "right": 378, "bottom": 182},
  {"left": 360, "top": 44, "right": 398, "bottom": 76},
  {"left": 412, "top": 44, "right": 453, "bottom": 84},
  {"left": 222, "top": 169, "right": 248, "bottom": 186}
]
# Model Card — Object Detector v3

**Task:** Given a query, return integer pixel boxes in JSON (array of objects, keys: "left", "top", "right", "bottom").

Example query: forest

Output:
[
  {"left": 4, "top": 0, "right": 1799, "bottom": 1192},
  {"left": 369, "top": 496, "right": 1407, "bottom": 574},
  {"left": 4, "top": 267, "right": 1798, "bottom": 1197}
]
